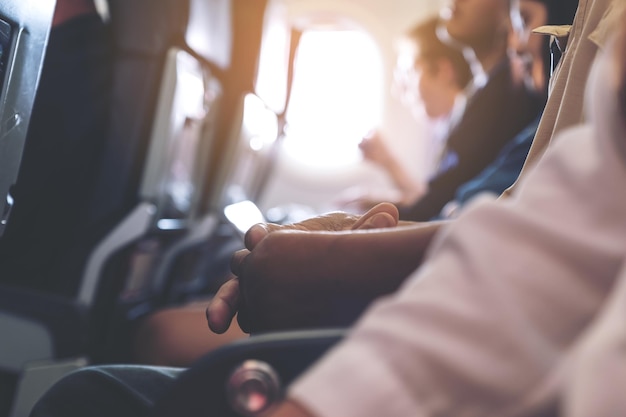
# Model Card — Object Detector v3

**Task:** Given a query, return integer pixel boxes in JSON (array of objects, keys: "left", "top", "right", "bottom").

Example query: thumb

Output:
[
  {"left": 359, "top": 212, "right": 398, "bottom": 230},
  {"left": 352, "top": 202, "right": 399, "bottom": 230}
]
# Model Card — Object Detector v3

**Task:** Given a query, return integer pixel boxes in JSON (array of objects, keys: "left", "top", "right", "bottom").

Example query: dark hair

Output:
[
  {"left": 404, "top": 17, "right": 473, "bottom": 89},
  {"left": 529, "top": 0, "right": 578, "bottom": 25},
  {"left": 526, "top": 0, "right": 579, "bottom": 84}
]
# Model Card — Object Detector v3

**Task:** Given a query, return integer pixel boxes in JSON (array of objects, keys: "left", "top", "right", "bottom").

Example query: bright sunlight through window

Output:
[{"left": 283, "top": 29, "right": 383, "bottom": 170}]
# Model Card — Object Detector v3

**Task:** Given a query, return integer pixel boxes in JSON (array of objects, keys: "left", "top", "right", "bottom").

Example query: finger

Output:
[
  {"left": 244, "top": 223, "right": 272, "bottom": 250},
  {"left": 206, "top": 278, "right": 241, "bottom": 334},
  {"left": 351, "top": 202, "right": 399, "bottom": 230},
  {"left": 236, "top": 294, "right": 254, "bottom": 334},
  {"left": 230, "top": 249, "right": 250, "bottom": 276}
]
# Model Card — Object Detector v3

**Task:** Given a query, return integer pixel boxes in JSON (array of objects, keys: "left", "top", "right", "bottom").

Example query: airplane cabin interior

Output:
[{"left": 1, "top": 0, "right": 621, "bottom": 416}]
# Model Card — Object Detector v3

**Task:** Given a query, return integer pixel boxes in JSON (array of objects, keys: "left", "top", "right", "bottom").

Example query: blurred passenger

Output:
[
  {"left": 439, "top": 0, "right": 579, "bottom": 217},
  {"left": 28, "top": 2, "right": 626, "bottom": 416},
  {"left": 394, "top": 0, "right": 545, "bottom": 221},
  {"left": 348, "top": 17, "right": 472, "bottom": 210},
  {"left": 360, "top": 0, "right": 566, "bottom": 219},
  {"left": 344, "top": 0, "right": 548, "bottom": 221}
]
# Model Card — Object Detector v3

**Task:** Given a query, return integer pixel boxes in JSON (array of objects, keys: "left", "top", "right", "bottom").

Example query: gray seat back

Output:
[{"left": 0, "top": 0, "right": 56, "bottom": 237}]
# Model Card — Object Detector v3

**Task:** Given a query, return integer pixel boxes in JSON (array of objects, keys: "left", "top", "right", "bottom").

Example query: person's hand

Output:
[
  {"left": 206, "top": 203, "right": 399, "bottom": 334},
  {"left": 359, "top": 130, "right": 395, "bottom": 168},
  {"left": 257, "top": 201, "right": 399, "bottom": 235}
]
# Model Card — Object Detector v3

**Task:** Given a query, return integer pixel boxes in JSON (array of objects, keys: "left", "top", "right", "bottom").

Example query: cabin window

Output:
[{"left": 282, "top": 28, "right": 383, "bottom": 169}]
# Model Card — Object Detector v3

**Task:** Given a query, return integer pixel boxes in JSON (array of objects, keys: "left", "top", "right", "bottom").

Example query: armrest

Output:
[
  {"left": 0, "top": 285, "right": 87, "bottom": 371},
  {"left": 152, "top": 328, "right": 346, "bottom": 417}
]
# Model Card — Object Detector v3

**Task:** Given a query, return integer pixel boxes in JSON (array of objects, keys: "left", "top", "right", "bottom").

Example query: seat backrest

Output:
[
  {"left": 138, "top": 47, "right": 222, "bottom": 232},
  {"left": 73, "top": 0, "right": 237, "bottom": 362},
  {"left": 0, "top": 0, "right": 232, "bottom": 364},
  {"left": 34, "top": 0, "right": 233, "bottom": 300},
  {"left": 146, "top": 0, "right": 293, "bottom": 306},
  {"left": 0, "top": 1, "right": 56, "bottom": 414},
  {"left": 201, "top": 0, "right": 290, "bottom": 226},
  {"left": 0, "top": 0, "right": 56, "bottom": 238},
  {"left": 0, "top": 2, "right": 234, "bottom": 413},
  {"left": 99, "top": 0, "right": 274, "bottom": 309},
  {"left": 144, "top": 91, "right": 280, "bottom": 307},
  {"left": 80, "top": 0, "right": 228, "bottom": 247},
  {"left": 218, "top": 93, "right": 279, "bottom": 235}
]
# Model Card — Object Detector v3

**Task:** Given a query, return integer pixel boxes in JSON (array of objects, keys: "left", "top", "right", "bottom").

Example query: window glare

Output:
[{"left": 284, "top": 29, "right": 383, "bottom": 169}]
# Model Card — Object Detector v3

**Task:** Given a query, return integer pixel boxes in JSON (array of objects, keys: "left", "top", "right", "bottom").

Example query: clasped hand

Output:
[{"left": 205, "top": 203, "right": 400, "bottom": 334}]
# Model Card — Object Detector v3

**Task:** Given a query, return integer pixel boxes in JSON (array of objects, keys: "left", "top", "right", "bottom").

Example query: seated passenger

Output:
[
  {"left": 28, "top": 2, "right": 626, "bottom": 416},
  {"left": 362, "top": 0, "right": 573, "bottom": 219},
  {"left": 347, "top": 16, "right": 472, "bottom": 210},
  {"left": 394, "top": 0, "right": 545, "bottom": 221},
  {"left": 347, "top": 0, "right": 547, "bottom": 220},
  {"left": 437, "top": 0, "right": 579, "bottom": 218},
  {"left": 439, "top": 115, "right": 541, "bottom": 218}
]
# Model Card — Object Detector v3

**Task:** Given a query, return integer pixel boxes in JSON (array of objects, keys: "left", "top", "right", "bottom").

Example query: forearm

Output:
[
  {"left": 239, "top": 221, "right": 446, "bottom": 332},
  {"left": 323, "top": 221, "right": 445, "bottom": 297},
  {"left": 269, "top": 221, "right": 446, "bottom": 298}
]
